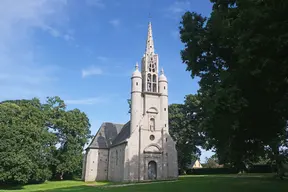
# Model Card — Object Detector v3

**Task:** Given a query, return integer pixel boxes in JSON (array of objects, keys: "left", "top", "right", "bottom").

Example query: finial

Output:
[
  {"left": 161, "top": 68, "right": 164, "bottom": 75},
  {"left": 135, "top": 62, "right": 139, "bottom": 70}
]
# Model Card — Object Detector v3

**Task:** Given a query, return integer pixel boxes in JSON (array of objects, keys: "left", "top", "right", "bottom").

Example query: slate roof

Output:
[
  {"left": 112, "top": 121, "right": 130, "bottom": 146},
  {"left": 87, "top": 121, "right": 131, "bottom": 149}
]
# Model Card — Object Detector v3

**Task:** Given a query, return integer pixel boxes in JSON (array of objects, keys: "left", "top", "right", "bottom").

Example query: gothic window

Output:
[
  {"left": 150, "top": 74, "right": 156, "bottom": 92},
  {"left": 147, "top": 83, "right": 151, "bottom": 92},
  {"left": 153, "top": 83, "right": 157, "bottom": 92},
  {"left": 152, "top": 74, "right": 156, "bottom": 82},
  {"left": 147, "top": 74, "right": 151, "bottom": 82},
  {"left": 147, "top": 73, "right": 152, "bottom": 92},
  {"left": 116, "top": 150, "right": 118, "bottom": 165},
  {"left": 150, "top": 118, "right": 155, "bottom": 131}
]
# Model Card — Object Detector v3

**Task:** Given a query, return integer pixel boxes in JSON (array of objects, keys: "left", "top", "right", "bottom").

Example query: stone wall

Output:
[
  {"left": 108, "top": 143, "right": 126, "bottom": 182},
  {"left": 84, "top": 148, "right": 109, "bottom": 181}
]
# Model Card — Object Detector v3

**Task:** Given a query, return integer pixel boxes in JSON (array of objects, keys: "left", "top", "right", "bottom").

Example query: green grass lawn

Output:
[{"left": 1, "top": 174, "right": 287, "bottom": 192}]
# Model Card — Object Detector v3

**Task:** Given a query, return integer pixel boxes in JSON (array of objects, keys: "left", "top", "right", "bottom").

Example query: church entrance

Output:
[{"left": 148, "top": 161, "right": 157, "bottom": 180}]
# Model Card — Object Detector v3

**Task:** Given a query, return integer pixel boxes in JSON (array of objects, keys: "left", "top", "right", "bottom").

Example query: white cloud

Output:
[
  {"left": 86, "top": 0, "right": 105, "bottom": 8},
  {"left": 63, "top": 34, "right": 74, "bottom": 41},
  {"left": 41, "top": 25, "right": 74, "bottom": 41},
  {"left": 82, "top": 66, "right": 103, "bottom": 78},
  {"left": 0, "top": 0, "right": 68, "bottom": 101},
  {"left": 109, "top": 19, "right": 121, "bottom": 28},
  {"left": 165, "top": 1, "right": 191, "bottom": 18},
  {"left": 65, "top": 97, "right": 107, "bottom": 105}
]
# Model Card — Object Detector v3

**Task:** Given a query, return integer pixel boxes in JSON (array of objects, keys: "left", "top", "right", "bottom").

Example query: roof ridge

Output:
[
  {"left": 103, "top": 121, "right": 125, "bottom": 125},
  {"left": 86, "top": 122, "right": 126, "bottom": 149}
]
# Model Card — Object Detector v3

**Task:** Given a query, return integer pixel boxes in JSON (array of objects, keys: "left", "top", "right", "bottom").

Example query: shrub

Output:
[{"left": 186, "top": 168, "right": 238, "bottom": 175}]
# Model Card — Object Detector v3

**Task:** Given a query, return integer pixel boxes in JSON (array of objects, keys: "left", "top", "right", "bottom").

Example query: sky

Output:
[{"left": 0, "top": 0, "right": 213, "bottom": 162}]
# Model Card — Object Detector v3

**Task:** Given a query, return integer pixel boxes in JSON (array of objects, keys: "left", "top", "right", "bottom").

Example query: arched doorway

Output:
[{"left": 148, "top": 161, "right": 157, "bottom": 180}]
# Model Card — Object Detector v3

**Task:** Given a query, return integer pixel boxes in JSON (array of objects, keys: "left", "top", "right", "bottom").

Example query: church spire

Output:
[{"left": 145, "top": 21, "right": 154, "bottom": 55}]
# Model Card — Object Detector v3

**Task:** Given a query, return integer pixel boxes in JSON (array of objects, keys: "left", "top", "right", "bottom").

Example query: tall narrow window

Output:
[
  {"left": 150, "top": 118, "right": 155, "bottom": 131},
  {"left": 116, "top": 150, "right": 119, "bottom": 165},
  {"left": 153, "top": 84, "right": 157, "bottom": 92},
  {"left": 147, "top": 73, "right": 152, "bottom": 92},
  {"left": 152, "top": 74, "right": 156, "bottom": 82},
  {"left": 152, "top": 74, "right": 157, "bottom": 92},
  {"left": 147, "top": 83, "right": 151, "bottom": 91}
]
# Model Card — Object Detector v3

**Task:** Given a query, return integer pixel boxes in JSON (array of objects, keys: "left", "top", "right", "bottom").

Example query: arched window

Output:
[
  {"left": 147, "top": 73, "right": 152, "bottom": 92},
  {"left": 152, "top": 74, "right": 156, "bottom": 82},
  {"left": 150, "top": 118, "right": 155, "bottom": 131}
]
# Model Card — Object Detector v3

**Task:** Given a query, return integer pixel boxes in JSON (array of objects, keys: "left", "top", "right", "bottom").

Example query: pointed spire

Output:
[
  {"left": 145, "top": 21, "right": 154, "bottom": 55},
  {"left": 161, "top": 68, "right": 164, "bottom": 75},
  {"left": 132, "top": 61, "right": 141, "bottom": 78}
]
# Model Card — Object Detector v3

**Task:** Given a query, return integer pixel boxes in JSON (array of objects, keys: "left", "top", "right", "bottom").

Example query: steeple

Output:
[
  {"left": 145, "top": 22, "right": 154, "bottom": 55},
  {"left": 141, "top": 20, "right": 159, "bottom": 93}
]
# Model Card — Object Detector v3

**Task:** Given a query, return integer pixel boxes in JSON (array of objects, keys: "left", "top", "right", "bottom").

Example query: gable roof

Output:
[
  {"left": 87, "top": 122, "right": 124, "bottom": 149},
  {"left": 87, "top": 121, "right": 131, "bottom": 149},
  {"left": 112, "top": 121, "right": 130, "bottom": 146}
]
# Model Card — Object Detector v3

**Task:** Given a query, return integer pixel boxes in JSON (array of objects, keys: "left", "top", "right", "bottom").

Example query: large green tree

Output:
[
  {"left": 179, "top": 0, "right": 288, "bottom": 169},
  {"left": 169, "top": 94, "right": 204, "bottom": 172},
  {"left": 0, "top": 99, "right": 56, "bottom": 184},
  {"left": 44, "top": 96, "right": 92, "bottom": 180},
  {"left": 0, "top": 96, "right": 92, "bottom": 184}
]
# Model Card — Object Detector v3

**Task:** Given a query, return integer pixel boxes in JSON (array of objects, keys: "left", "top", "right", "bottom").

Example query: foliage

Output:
[
  {"left": 0, "top": 99, "right": 55, "bottom": 184},
  {"left": 186, "top": 168, "right": 238, "bottom": 175},
  {"left": 127, "top": 99, "right": 131, "bottom": 114},
  {"left": 203, "top": 155, "right": 219, "bottom": 168},
  {"left": 247, "top": 164, "right": 277, "bottom": 174},
  {"left": 179, "top": 0, "right": 288, "bottom": 169},
  {"left": 45, "top": 97, "right": 91, "bottom": 179},
  {"left": 169, "top": 94, "right": 204, "bottom": 172},
  {"left": 0, "top": 96, "right": 92, "bottom": 184}
]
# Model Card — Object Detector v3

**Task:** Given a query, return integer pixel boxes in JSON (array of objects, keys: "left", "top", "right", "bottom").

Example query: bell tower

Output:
[
  {"left": 128, "top": 20, "right": 178, "bottom": 182},
  {"left": 141, "top": 22, "right": 159, "bottom": 93}
]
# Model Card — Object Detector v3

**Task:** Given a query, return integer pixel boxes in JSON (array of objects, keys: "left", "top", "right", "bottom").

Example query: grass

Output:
[{"left": 0, "top": 174, "right": 287, "bottom": 192}]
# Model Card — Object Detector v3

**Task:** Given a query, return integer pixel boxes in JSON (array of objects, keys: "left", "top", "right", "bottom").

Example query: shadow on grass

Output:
[
  {"left": 34, "top": 176, "right": 288, "bottom": 192},
  {"left": 0, "top": 185, "right": 24, "bottom": 191},
  {"left": 1, "top": 175, "right": 287, "bottom": 192}
]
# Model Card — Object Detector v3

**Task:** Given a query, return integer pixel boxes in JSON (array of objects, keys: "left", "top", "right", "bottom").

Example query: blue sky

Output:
[{"left": 0, "top": 0, "right": 213, "bottom": 162}]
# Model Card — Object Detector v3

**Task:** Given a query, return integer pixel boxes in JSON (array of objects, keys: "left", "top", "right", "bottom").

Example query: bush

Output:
[
  {"left": 247, "top": 164, "right": 276, "bottom": 173},
  {"left": 186, "top": 168, "right": 238, "bottom": 175},
  {"left": 184, "top": 164, "right": 277, "bottom": 175}
]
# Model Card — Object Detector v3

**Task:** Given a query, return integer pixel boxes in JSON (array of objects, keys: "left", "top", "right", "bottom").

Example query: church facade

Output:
[{"left": 82, "top": 22, "right": 178, "bottom": 182}]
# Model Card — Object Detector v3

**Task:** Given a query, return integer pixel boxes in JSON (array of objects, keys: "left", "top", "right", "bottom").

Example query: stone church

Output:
[{"left": 82, "top": 22, "right": 178, "bottom": 182}]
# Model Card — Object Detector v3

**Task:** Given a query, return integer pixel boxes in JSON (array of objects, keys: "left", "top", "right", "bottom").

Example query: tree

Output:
[
  {"left": 179, "top": 0, "right": 288, "bottom": 170},
  {"left": 169, "top": 94, "right": 204, "bottom": 172},
  {"left": 0, "top": 99, "right": 56, "bottom": 184},
  {"left": 127, "top": 99, "right": 131, "bottom": 114},
  {"left": 203, "top": 156, "right": 219, "bottom": 168},
  {"left": 44, "top": 96, "right": 92, "bottom": 180},
  {"left": 0, "top": 96, "right": 92, "bottom": 184}
]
